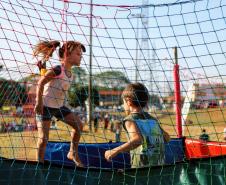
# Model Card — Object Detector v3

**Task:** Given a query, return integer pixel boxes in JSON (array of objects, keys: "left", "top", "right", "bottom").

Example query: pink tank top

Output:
[{"left": 43, "top": 66, "right": 73, "bottom": 108}]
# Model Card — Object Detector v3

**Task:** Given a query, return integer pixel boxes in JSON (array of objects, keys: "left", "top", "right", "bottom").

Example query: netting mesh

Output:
[{"left": 0, "top": 0, "right": 226, "bottom": 184}]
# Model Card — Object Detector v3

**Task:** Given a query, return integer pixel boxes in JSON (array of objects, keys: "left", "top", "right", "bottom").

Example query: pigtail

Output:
[
  {"left": 33, "top": 40, "right": 60, "bottom": 75},
  {"left": 33, "top": 40, "right": 60, "bottom": 61}
]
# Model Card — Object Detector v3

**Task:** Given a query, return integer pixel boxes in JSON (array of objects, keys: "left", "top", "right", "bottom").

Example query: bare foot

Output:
[{"left": 67, "top": 152, "right": 84, "bottom": 167}]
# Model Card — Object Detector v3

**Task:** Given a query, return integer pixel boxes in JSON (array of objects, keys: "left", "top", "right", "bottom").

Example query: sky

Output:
[{"left": 0, "top": 0, "right": 225, "bottom": 96}]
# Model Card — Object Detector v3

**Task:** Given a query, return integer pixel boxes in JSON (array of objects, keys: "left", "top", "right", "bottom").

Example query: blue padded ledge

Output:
[{"left": 45, "top": 138, "right": 184, "bottom": 169}]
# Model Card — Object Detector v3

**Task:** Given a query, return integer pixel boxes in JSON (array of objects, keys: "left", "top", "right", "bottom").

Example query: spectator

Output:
[
  {"left": 199, "top": 129, "right": 209, "bottom": 141},
  {"left": 110, "top": 115, "right": 115, "bottom": 132},
  {"left": 93, "top": 113, "right": 99, "bottom": 132},
  {"left": 224, "top": 128, "right": 226, "bottom": 141},
  {"left": 104, "top": 113, "right": 109, "bottom": 130},
  {"left": 114, "top": 120, "right": 122, "bottom": 142},
  {"left": 0, "top": 122, "right": 4, "bottom": 133}
]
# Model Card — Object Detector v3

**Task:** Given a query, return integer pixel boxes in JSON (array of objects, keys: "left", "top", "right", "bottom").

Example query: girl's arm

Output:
[
  {"left": 34, "top": 70, "right": 56, "bottom": 114},
  {"left": 105, "top": 120, "right": 143, "bottom": 161}
]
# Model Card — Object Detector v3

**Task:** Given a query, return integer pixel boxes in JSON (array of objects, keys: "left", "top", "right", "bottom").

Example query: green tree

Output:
[
  {"left": 68, "top": 84, "right": 88, "bottom": 107},
  {"left": 71, "top": 66, "right": 87, "bottom": 85},
  {"left": 94, "top": 70, "right": 130, "bottom": 90},
  {"left": 0, "top": 79, "right": 8, "bottom": 107},
  {"left": 149, "top": 94, "right": 162, "bottom": 108},
  {"left": 0, "top": 80, "right": 27, "bottom": 107},
  {"left": 14, "top": 83, "right": 28, "bottom": 106},
  {"left": 68, "top": 84, "right": 99, "bottom": 108},
  {"left": 68, "top": 69, "right": 130, "bottom": 107}
]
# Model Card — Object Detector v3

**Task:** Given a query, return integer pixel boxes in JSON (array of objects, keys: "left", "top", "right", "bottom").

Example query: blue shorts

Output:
[{"left": 36, "top": 106, "right": 72, "bottom": 121}]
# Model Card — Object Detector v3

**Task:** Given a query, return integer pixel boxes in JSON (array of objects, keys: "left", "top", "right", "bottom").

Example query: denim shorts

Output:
[{"left": 36, "top": 106, "right": 72, "bottom": 121}]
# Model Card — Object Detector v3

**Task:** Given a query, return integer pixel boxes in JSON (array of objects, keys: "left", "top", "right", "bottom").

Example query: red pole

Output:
[{"left": 173, "top": 47, "right": 182, "bottom": 138}]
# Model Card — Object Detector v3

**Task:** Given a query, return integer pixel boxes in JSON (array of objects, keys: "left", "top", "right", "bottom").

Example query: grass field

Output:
[
  {"left": 0, "top": 107, "right": 226, "bottom": 161},
  {"left": 158, "top": 107, "right": 226, "bottom": 140}
]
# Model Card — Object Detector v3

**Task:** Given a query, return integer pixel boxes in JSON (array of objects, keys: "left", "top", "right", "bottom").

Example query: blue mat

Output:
[{"left": 45, "top": 138, "right": 184, "bottom": 169}]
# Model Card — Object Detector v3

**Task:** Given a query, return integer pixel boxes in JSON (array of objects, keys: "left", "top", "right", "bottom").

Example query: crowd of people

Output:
[
  {"left": 0, "top": 118, "right": 37, "bottom": 133},
  {"left": 93, "top": 112, "right": 123, "bottom": 142}
]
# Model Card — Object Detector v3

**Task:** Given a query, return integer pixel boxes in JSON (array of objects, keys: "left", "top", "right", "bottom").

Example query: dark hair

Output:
[
  {"left": 122, "top": 82, "right": 149, "bottom": 108},
  {"left": 33, "top": 40, "right": 86, "bottom": 61}
]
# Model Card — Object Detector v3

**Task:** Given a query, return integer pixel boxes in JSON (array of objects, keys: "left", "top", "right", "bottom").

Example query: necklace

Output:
[{"left": 64, "top": 69, "right": 72, "bottom": 78}]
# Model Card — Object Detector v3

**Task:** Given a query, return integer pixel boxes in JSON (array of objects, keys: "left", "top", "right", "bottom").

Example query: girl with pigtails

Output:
[{"left": 33, "top": 40, "right": 86, "bottom": 167}]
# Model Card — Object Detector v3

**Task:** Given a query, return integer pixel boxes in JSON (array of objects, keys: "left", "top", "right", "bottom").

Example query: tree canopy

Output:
[
  {"left": 0, "top": 79, "right": 27, "bottom": 107},
  {"left": 68, "top": 84, "right": 99, "bottom": 108},
  {"left": 93, "top": 70, "right": 130, "bottom": 90},
  {"left": 68, "top": 69, "right": 130, "bottom": 107}
]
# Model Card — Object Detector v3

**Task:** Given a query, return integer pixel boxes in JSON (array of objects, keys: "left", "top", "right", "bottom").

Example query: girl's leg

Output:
[
  {"left": 63, "top": 113, "right": 83, "bottom": 166},
  {"left": 36, "top": 120, "right": 51, "bottom": 163}
]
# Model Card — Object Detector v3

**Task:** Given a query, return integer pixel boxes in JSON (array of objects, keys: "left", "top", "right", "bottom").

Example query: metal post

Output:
[
  {"left": 131, "top": 14, "right": 143, "bottom": 82},
  {"left": 88, "top": 1, "right": 93, "bottom": 132},
  {"left": 173, "top": 47, "right": 182, "bottom": 138},
  {"left": 135, "top": 16, "right": 139, "bottom": 82}
]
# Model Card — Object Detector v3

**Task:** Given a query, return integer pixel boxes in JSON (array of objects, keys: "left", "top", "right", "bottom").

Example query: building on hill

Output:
[
  {"left": 162, "top": 95, "right": 185, "bottom": 109},
  {"left": 22, "top": 85, "right": 37, "bottom": 116},
  {"left": 190, "top": 83, "right": 226, "bottom": 108},
  {"left": 22, "top": 75, "right": 39, "bottom": 116},
  {"left": 98, "top": 90, "right": 123, "bottom": 107}
]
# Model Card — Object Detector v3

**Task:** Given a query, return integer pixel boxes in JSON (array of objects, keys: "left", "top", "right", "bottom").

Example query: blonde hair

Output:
[
  {"left": 33, "top": 40, "right": 86, "bottom": 61},
  {"left": 33, "top": 40, "right": 60, "bottom": 61}
]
